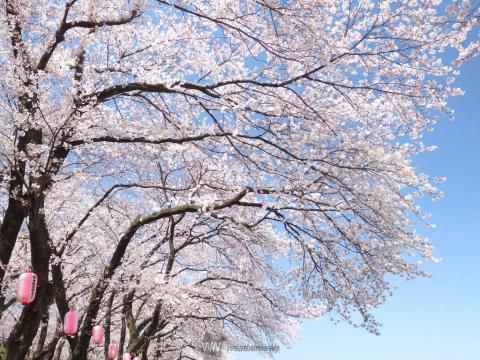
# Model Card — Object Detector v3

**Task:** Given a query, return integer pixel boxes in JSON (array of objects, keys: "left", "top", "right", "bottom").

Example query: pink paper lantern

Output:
[
  {"left": 16, "top": 271, "right": 37, "bottom": 305},
  {"left": 63, "top": 309, "right": 78, "bottom": 335},
  {"left": 108, "top": 343, "right": 119, "bottom": 359},
  {"left": 122, "top": 353, "right": 132, "bottom": 360},
  {"left": 91, "top": 324, "right": 104, "bottom": 345}
]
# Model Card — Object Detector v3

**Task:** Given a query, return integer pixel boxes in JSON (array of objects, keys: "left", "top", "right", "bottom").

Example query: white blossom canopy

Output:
[{"left": 0, "top": 0, "right": 478, "bottom": 359}]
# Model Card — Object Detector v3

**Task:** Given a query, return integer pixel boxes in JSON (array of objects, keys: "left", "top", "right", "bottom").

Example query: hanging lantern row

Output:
[
  {"left": 16, "top": 272, "right": 131, "bottom": 355},
  {"left": 16, "top": 270, "right": 38, "bottom": 305},
  {"left": 64, "top": 312, "right": 105, "bottom": 346}
]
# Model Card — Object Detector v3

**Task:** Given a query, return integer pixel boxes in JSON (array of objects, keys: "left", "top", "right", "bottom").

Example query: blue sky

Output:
[{"left": 236, "top": 56, "right": 480, "bottom": 360}]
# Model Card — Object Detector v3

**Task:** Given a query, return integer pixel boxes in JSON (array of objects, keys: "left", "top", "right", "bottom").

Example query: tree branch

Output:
[
  {"left": 67, "top": 131, "right": 233, "bottom": 147},
  {"left": 37, "top": 6, "right": 140, "bottom": 71}
]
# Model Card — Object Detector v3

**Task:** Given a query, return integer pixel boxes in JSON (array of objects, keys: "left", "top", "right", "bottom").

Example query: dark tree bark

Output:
[
  {"left": 5, "top": 255, "right": 52, "bottom": 360},
  {"left": 104, "top": 291, "right": 116, "bottom": 360},
  {"left": 119, "top": 311, "right": 127, "bottom": 357},
  {"left": 6, "top": 129, "right": 53, "bottom": 360},
  {"left": 129, "top": 301, "right": 163, "bottom": 355},
  {"left": 0, "top": 125, "right": 29, "bottom": 320},
  {"left": 34, "top": 311, "right": 50, "bottom": 358},
  {"left": 1, "top": 3, "right": 86, "bottom": 351},
  {"left": 0, "top": 2, "right": 34, "bottom": 304}
]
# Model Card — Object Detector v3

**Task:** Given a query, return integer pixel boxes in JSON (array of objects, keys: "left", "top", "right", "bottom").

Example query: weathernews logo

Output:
[{"left": 201, "top": 332, "right": 279, "bottom": 357}]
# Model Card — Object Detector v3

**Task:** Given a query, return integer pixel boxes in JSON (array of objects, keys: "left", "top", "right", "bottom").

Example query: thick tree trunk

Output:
[
  {"left": 0, "top": 135, "right": 28, "bottom": 319},
  {"left": 119, "top": 312, "right": 127, "bottom": 356},
  {"left": 5, "top": 278, "right": 52, "bottom": 360},
  {"left": 104, "top": 292, "right": 115, "bottom": 360},
  {"left": 6, "top": 140, "right": 53, "bottom": 360},
  {"left": 71, "top": 281, "right": 108, "bottom": 359},
  {"left": 34, "top": 311, "right": 50, "bottom": 358},
  {"left": 0, "top": 194, "right": 26, "bottom": 281},
  {"left": 1, "top": 0, "right": 34, "bottom": 307}
]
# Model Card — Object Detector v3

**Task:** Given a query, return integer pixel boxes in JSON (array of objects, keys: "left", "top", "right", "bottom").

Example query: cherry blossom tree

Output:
[{"left": 0, "top": 0, "right": 478, "bottom": 359}]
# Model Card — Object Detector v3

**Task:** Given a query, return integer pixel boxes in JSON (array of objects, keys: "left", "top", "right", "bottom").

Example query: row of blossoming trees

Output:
[{"left": 0, "top": 0, "right": 478, "bottom": 359}]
